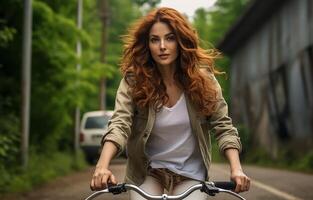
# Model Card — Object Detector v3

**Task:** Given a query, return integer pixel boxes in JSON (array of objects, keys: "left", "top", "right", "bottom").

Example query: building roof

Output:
[{"left": 217, "top": 0, "right": 289, "bottom": 55}]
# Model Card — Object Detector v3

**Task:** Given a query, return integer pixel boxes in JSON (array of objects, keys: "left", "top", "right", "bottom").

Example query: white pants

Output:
[{"left": 129, "top": 175, "right": 207, "bottom": 200}]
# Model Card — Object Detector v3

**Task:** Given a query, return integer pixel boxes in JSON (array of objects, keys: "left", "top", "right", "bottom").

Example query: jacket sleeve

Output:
[
  {"left": 101, "top": 77, "right": 134, "bottom": 156},
  {"left": 208, "top": 75, "right": 242, "bottom": 154}
]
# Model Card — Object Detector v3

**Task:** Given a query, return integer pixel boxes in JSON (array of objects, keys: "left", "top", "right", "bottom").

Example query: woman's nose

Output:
[{"left": 160, "top": 39, "right": 166, "bottom": 51}]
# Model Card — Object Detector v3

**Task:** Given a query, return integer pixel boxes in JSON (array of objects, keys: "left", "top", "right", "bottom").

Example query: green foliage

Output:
[
  {"left": 0, "top": 0, "right": 144, "bottom": 194},
  {"left": 236, "top": 124, "right": 252, "bottom": 159},
  {"left": 193, "top": 8, "right": 213, "bottom": 49},
  {"left": 80, "top": 0, "right": 143, "bottom": 111},
  {"left": 0, "top": 114, "right": 20, "bottom": 166},
  {"left": 236, "top": 123, "right": 313, "bottom": 172},
  {"left": 295, "top": 151, "right": 313, "bottom": 171},
  {"left": 30, "top": 0, "right": 84, "bottom": 152},
  {"left": 194, "top": 0, "right": 249, "bottom": 46},
  {"left": 212, "top": 123, "right": 313, "bottom": 173},
  {"left": 0, "top": 151, "right": 87, "bottom": 193},
  {"left": 211, "top": 140, "right": 226, "bottom": 163},
  {"left": 131, "top": 0, "right": 161, "bottom": 8},
  {"left": 193, "top": 0, "right": 250, "bottom": 102},
  {"left": 244, "top": 147, "right": 313, "bottom": 173},
  {"left": 0, "top": 26, "right": 16, "bottom": 48}
]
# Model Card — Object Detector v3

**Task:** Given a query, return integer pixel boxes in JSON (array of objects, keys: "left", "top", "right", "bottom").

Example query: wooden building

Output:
[{"left": 218, "top": 0, "right": 313, "bottom": 156}]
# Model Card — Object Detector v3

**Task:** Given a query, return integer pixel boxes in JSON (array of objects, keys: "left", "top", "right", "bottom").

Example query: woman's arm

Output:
[
  {"left": 205, "top": 73, "right": 250, "bottom": 192},
  {"left": 90, "top": 77, "right": 135, "bottom": 190},
  {"left": 90, "top": 141, "right": 118, "bottom": 190},
  {"left": 208, "top": 74, "right": 242, "bottom": 153},
  {"left": 101, "top": 77, "right": 135, "bottom": 156},
  {"left": 225, "top": 148, "right": 250, "bottom": 193}
]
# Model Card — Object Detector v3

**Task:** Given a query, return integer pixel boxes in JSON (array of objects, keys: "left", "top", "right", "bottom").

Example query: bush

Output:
[
  {"left": 243, "top": 147, "right": 313, "bottom": 173},
  {"left": 0, "top": 114, "right": 20, "bottom": 167},
  {"left": 0, "top": 150, "right": 87, "bottom": 194}
]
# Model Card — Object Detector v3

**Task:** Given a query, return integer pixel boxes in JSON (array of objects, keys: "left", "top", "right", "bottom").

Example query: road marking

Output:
[
  {"left": 251, "top": 179, "right": 303, "bottom": 200},
  {"left": 214, "top": 167, "right": 303, "bottom": 200}
]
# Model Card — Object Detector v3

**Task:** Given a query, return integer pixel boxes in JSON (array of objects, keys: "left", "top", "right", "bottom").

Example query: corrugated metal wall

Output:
[{"left": 230, "top": 0, "right": 313, "bottom": 155}]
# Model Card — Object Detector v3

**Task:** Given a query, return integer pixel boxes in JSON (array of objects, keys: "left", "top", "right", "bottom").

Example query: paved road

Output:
[
  {"left": 209, "top": 164, "right": 313, "bottom": 200},
  {"left": 1, "top": 159, "right": 127, "bottom": 200},
  {"left": 2, "top": 158, "right": 313, "bottom": 200}
]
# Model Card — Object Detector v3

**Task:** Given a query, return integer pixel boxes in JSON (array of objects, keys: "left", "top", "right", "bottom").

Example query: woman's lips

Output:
[{"left": 159, "top": 54, "right": 169, "bottom": 59}]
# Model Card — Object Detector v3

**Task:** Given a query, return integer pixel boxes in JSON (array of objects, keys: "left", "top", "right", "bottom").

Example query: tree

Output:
[
  {"left": 132, "top": 0, "right": 161, "bottom": 8},
  {"left": 193, "top": 0, "right": 250, "bottom": 101},
  {"left": 0, "top": 0, "right": 144, "bottom": 166}
]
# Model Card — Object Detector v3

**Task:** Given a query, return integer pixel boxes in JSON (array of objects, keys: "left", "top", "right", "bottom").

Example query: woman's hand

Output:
[
  {"left": 90, "top": 165, "right": 117, "bottom": 191},
  {"left": 90, "top": 141, "right": 119, "bottom": 190},
  {"left": 231, "top": 168, "right": 250, "bottom": 193}
]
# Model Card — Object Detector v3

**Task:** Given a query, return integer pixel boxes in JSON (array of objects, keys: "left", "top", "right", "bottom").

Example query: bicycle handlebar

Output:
[{"left": 85, "top": 181, "right": 246, "bottom": 200}]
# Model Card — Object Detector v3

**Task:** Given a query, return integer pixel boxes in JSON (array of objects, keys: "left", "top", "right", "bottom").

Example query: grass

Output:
[
  {"left": 243, "top": 148, "right": 313, "bottom": 174},
  {"left": 0, "top": 150, "right": 88, "bottom": 194},
  {"left": 211, "top": 139, "right": 313, "bottom": 174}
]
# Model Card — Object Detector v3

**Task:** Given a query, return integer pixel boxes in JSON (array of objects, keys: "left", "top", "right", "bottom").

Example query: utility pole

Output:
[
  {"left": 21, "top": 0, "right": 33, "bottom": 169},
  {"left": 99, "top": 0, "right": 109, "bottom": 110},
  {"left": 74, "top": 0, "right": 83, "bottom": 159}
]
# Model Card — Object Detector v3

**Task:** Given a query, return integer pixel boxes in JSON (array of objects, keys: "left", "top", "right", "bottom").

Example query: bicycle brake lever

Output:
[
  {"left": 200, "top": 182, "right": 219, "bottom": 196},
  {"left": 108, "top": 183, "right": 126, "bottom": 195}
]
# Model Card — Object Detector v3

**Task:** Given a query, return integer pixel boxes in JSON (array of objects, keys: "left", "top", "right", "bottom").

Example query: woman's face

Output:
[{"left": 149, "top": 22, "right": 178, "bottom": 68}]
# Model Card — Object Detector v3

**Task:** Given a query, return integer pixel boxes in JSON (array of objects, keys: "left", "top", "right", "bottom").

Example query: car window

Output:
[{"left": 84, "top": 116, "right": 110, "bottom": 129}]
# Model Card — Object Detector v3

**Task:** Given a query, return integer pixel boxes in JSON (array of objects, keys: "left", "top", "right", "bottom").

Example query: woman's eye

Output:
[
  {"left": 166, "top": 36, "right": 176, "bottom": 41},
  {"left": 150, "top": 38, "right": 159, "bottom": 43}
]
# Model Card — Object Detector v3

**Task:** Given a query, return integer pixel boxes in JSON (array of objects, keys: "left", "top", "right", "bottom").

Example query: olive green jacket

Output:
[{"left": 102, "top": 75, "right": 241, "bottom": 185}]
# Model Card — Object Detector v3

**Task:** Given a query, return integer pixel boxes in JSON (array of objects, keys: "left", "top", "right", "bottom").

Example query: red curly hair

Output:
[{"left": 121, "top": 7, "right": 221, "bottom": 116}]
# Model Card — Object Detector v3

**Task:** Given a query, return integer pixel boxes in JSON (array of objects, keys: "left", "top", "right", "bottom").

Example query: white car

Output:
[{"left": 80, "top": 110, "right": 113, "bottom": 163}]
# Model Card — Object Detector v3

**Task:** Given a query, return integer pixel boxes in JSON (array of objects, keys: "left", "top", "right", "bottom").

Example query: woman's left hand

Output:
[{"left": 230, "top": 169, "right": 250, "bottom": 193}]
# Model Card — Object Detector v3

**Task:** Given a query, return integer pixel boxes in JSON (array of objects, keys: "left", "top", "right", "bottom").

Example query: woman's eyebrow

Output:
[
  {"left": 165, "top": 32, "right": 175, "bottom": 36},
  {"left": 150, "top": 32, "right": 175, "bottom": 37}
]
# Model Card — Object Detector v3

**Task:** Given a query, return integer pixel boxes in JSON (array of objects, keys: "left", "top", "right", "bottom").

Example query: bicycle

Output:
[{"left": 85, "top": 181, "right": 246, "bottom": 200}]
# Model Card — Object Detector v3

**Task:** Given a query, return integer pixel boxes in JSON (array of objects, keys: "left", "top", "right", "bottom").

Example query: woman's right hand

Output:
[{"left": 90, "top": 165, "right": 117, "bottom": 191}]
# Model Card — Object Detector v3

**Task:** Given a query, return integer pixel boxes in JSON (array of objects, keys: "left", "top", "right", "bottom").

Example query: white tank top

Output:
[{"left": 146, "top": 94, "right": 206, "bottom": 181}]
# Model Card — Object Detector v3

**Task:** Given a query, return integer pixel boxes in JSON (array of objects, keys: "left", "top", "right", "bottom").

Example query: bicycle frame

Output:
[{"left": 85, "top": 181, "right": 246, "bottom": 200}]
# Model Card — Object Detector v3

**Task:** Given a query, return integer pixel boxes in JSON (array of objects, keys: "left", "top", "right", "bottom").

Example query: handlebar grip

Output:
[
  {"left": 214, "top": 181, "right": 236, "bottom": 190},
  {"left": 108, "top": 183, "right": 126, "bottom": 194}
]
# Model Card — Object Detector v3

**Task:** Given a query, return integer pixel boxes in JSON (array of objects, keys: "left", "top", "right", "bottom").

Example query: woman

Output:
[{"left": 90, "top": 7, "right": 250, "bottom": 199}]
